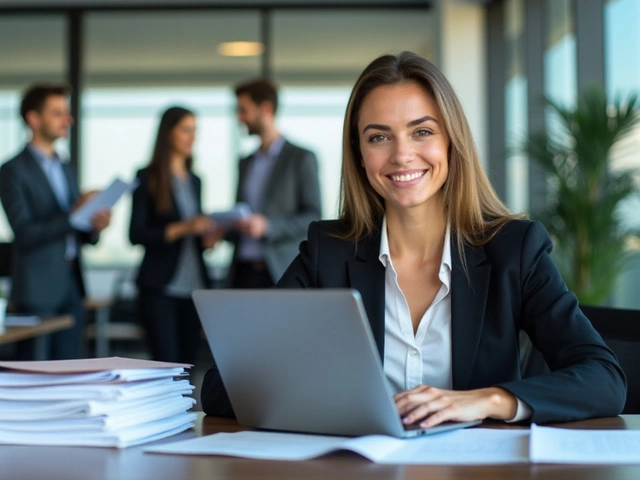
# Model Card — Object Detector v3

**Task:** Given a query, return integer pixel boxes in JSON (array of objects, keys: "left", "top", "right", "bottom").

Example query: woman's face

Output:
[
  {"left": 170, "top": 114, "right": 196, "bottom": 159},
  {"left": 356, "top": 82, "right": 450, "bottom": 215}
]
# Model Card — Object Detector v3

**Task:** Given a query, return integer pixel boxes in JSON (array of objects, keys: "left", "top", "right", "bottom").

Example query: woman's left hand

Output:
[{"left": 394, "top": 385, "right": 518, "bottom": 428}]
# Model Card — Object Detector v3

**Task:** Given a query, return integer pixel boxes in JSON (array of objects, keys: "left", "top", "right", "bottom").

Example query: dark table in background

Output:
[{"left": 0, "top": 315, "right": 74, "bottom": 360}]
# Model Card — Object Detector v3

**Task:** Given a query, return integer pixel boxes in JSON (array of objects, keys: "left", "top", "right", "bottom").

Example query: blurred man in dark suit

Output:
[
  {"left": 226, "top": 79, "right": 322, "bottom": 288},
  {"left": 0, "top": 83, "right": 111, "bottom": 359}
]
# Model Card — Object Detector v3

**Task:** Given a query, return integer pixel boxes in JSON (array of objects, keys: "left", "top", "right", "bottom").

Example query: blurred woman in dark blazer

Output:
[{"left": 130, "top": 106, "right": 220, "bottom": 364}]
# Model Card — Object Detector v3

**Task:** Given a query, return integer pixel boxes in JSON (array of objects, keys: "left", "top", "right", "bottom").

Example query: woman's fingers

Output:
[
  {"left": 394, "top": 385, "right": 496, "bottom": 428},
  {"left": 401, "top": 395, "right": 452, "bottom": 425},
  {"left": 418, "top": 403, "right": 462, "bottom": 428},
  {"left": 394, "top": 385, "right": 444, "bottom": 420}
]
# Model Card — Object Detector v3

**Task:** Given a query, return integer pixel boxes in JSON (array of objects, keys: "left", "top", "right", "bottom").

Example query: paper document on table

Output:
[
  {"left": 0, "top": 392, "right": 190, "bottom": 421},
  {"left": 0, "top": 378, "right": 194, "bottom": 401},
  {"left": 209, "top": 202, "right": 251, "bottom": 227},
  {"left": 0, "top": 396, "right": 194, "bottom": 431},
  {"left": 0, "top": 356, "right": 191, "bottom": 374},
  {"left": 0, "top": 368, "right": 186, "bottom": 387},
  {"left": 529, "top": 424, "right": 640, "bottom": 464},
  {"left": 145, "top": 428, "right": 530, "bottom": 464},
  {"left": 69, "top": 178, "right": 138, "bottom": 232},
  {"left": 0, "top": 412, "right": 197, "bottom": 448}
]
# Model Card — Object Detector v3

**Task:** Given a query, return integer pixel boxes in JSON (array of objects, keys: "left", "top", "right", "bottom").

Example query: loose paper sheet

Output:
[
  {"left": 0, "top": 357, "right": 191, "bottom": 374},
  {"left": 69, "top": 178, "right": 138, "bottom": 232},
  {"left": 530, "top": 424, "right": 640, "bottom": 464},
  {"left": 145, "top": 428, "right": 530, "bottom": 464},
  {"left": 209, "top": 202, "right": 251, "bottom": 227}
]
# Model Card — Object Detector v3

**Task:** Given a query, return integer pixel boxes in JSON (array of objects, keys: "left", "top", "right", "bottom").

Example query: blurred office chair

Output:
[
  {"left": 580, "top": 305, "right": 640, "bottom": 414},
  {"left": 0, "top": 242, "right": 12, "bottom": 306},
  {"left": 84, "top": 269, "right": 145, "bottom": 357},
  {"left": 0, "top": 242, "right": 11, "bottom": 278},
  {"left": 520, "top": 305, "right": 640, "bottom": 414}
]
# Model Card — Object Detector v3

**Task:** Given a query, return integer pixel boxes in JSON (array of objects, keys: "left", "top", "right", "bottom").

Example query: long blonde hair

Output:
[{"left": 339, "top": 51, "right": 522, "bottom": 259}]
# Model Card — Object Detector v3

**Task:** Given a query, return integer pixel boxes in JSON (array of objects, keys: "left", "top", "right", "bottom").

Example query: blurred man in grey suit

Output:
[
  {"left": 0, "top": 84, "right": 111, "bottom": 359},
  {"left": 226, "top": 79, "right": 322, "bottom": 287}
]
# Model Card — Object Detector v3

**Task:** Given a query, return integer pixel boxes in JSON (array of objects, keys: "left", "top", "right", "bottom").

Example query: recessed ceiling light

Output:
[{"left": 217, "top": 41, "right": 264, "bottom": 57}]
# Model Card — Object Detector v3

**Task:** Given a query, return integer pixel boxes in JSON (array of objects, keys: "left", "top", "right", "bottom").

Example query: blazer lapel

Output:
[
  {"left": 346, "top": 230, "right": 386, "bottom": 360},
  {"left": 450, "top": 240, "right": 491, "bottom": 390},
  {"left": 236, "top": 156, "right": 252, "bottom": 203},
  {"left": 21, "top": 148, "right": 64, "bottom": 213},
  {"left": 62, "top": 163, "right": 80, "bottom": 206}
]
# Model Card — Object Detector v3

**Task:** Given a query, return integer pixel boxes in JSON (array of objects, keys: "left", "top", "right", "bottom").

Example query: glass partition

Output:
[{"left": 0, "top": 15, "right": 67, "bottom": 242}]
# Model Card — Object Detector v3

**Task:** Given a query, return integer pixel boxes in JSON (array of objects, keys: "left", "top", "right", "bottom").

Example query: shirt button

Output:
[{"left": 411, "top": 349, "right": 418, "bottom": 356}]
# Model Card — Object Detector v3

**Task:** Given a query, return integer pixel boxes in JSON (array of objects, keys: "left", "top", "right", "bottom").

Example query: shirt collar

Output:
[
  {"left": 378, "top": 216, "right": 452, "bottom": 275},
  {"left": 257, "top": 135, "right": 286, "bottom": 160},
  {"left": 28, "top": 143, "right": 60, "bottom": 165}
]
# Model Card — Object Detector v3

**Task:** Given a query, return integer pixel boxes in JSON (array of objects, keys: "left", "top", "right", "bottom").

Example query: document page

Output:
[
  {"left": 378, "top": 428, "right": 529, "bottom": 464},
  {"left": 209, "top": 202, "right": 251, "bottom": 227},
  {"left": 0, "top": 412, "right": 197, "bottom": 448},
  {"left": 146, "top": 428, "right": 530, "bottom": 464},
  {"left": 0, "top": 378, "right": 194, "bottom": 401},
  {"left": 0, "top": 356, "right": 191, "bottom": 373},
  {"left": 530, "top": 424, "right": 640, "bottom": 464},
  {"left": 147, "top": 431, "right": 355, "bottom": 461},
  {"left": 69, "top": 178, "right": 138, "bottom": 231}
]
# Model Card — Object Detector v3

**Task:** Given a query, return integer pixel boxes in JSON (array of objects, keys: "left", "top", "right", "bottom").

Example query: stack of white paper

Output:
[{"left": 0, "top": 357, "right": 197, "bottom": 448}]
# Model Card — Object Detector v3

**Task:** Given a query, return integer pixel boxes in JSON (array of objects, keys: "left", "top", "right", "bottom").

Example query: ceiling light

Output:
[{"left": 217, "top": 41, "right": 264, "bottom": 57}]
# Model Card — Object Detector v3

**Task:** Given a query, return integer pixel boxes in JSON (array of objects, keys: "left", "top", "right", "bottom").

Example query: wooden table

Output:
[
  {"left": 0, "top": 315, "right": 74, "bottom": 359},
  {"left": 1, "top": 414, "right": 639, "bottom": 480}
]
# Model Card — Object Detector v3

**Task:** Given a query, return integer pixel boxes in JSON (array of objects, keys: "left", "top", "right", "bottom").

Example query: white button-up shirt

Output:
[
  {"left": 379, "top": 217, "right": 531, "bottom": 422},
  {"left": 380, "top": 218, "right": 453, "bottom": 394}
]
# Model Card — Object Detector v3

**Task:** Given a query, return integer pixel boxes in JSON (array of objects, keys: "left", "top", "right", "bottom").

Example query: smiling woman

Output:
[
  {"left": 357, "top": 82, "right": 450, "bottom": 218},
  {"left": 201, "top": 51, "right": 627, "bottom": 430}
]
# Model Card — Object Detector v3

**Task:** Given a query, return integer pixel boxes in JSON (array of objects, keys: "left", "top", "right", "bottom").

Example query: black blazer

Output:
[
  {"left": 0, "top": 146, "right": 95, "bottom": 310},
  {"left": 202, "top": 219, "right": 626, "bottom": 424},
  {"left": 129, "top": 168, "right": 210, "bottom": 291}
]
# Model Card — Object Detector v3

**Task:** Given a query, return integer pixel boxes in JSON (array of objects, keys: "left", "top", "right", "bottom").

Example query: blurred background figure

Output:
[
  {"left": 0, "top": 83, "right": 111, "bottom": 360},
  {"left": 129, "top": 106, "right": 221, "bottom": 364},
  {"left": 226, "top": 78, "right": 322, "bottom": 288}
]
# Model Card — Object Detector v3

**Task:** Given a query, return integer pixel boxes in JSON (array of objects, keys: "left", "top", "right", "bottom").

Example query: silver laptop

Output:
[{"left": 193, "top": 289, "right": 480, "bottom": 438}]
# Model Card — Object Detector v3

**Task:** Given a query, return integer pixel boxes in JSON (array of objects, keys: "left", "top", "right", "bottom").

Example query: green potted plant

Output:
[{"left": 523, "top": 85, "right": 640, "bottom": 305}]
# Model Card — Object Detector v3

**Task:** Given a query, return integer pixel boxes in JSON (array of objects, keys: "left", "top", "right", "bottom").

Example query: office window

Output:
[
  {"left": 271, "top": 9, "right": 434, "bottom": 221},
  {"left": 84, "top": 11, "right": 261, "bottom": 87},
  {"left": 272, "top": 9, "right": 435, "bottom": 85},
  {"left": 82, "top": 11, "right": 262, "bottom": 267},
  {"left": 0, "top": 15, "right": 67, "bottom": 242},
  {"left": 604, "top": 0, "right": 640, "bottom": 307},
  {"left": 277, "top": 87, "right": 351, "bottom": 220},
  {"left": 543, "top": 0, "right": 576, "bottom": 202},
  {"left": 504, "top": 0, "right": 529, "bottom": 214},
  {"left": 605, "top": 0, "right": 640, "bottom": 213},
  {"left": 605, "top": 0, "right": 640, "bottom": 232},
  {"left": 605, "top": 0, "right": 640, "bottom": 174},
  {"left": 544, "top": 0, "right": 576, "bottom": 109}
]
